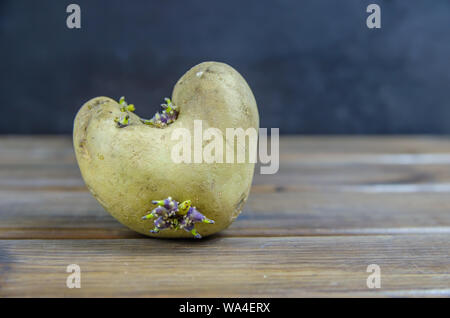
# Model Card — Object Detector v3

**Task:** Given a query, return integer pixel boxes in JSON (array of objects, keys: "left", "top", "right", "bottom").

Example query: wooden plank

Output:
[
  {"left": 0, "top": 138, "right": 450, "bottom": 191},
  {"left": 0, "top": 190, "right": 137, "bottom": 239},
  {"left": 2, "top": 136, "right": 450, "bottom": 166},
  {"left": 278, "top": 135, "right": 450, "bottom": 154},
  {"left": 3, "top": 136, "right": 450, "bottom": 195},
  {"left": 0, "top": 136, "right": 75, "bottom": 165},
  {"left": 0, "top": 235, "right": 448, "bottom": 297},
  {"left": 1, "top": 189, "right": 450, "bottom": 239},
  {"left": 3, "top": 161, "right": 450, "bottom": 191}
]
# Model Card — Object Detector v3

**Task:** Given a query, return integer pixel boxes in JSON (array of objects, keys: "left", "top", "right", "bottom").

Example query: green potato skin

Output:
[{"left": 73, "top": 62, "right": 259, "bottom": 238}]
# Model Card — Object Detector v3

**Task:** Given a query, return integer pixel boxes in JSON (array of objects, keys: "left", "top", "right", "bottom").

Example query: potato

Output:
[{"left": 73, "top": 61, "right": 259, "bottom": 238}]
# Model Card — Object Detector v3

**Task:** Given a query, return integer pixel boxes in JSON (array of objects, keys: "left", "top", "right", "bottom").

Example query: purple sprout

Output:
[
  {"left": 114, "top": 97, "right": 178, "bottom": 129},
  {"left": 142, "top": 197, "right": 215, "bottom": 238},
  {"left": 142, "top": 98, "right": 179, "bottom": 128}
]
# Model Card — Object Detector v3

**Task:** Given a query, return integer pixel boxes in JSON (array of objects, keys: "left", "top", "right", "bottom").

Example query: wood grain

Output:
[
  {"left": 0, "top": 235, "right": 448, "bottom": 297},
  {"left": 0, "top": 136, "right": 449, "bottom": 297},
  {"left": 1, "top": 189, "right": 450, "bottom": 239}
]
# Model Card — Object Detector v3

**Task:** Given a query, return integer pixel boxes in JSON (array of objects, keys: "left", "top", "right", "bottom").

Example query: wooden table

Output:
[{"left": 0, "top": 136, "right": 449, "bottom": 297}]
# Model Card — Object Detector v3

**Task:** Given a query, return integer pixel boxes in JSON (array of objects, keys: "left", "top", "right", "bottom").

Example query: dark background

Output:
[{"left": 1, "top": 0, "right": 449, "bottom": 134}]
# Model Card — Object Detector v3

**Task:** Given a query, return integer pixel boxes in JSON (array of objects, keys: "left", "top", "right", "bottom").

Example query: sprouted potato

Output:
[{"left": 73, "top": 62, "right": 259, "bottom": 238}]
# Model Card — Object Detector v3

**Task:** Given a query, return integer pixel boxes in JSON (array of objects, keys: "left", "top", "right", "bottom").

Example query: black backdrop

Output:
[{"left": 1, "top": 0, "right": 450, "bottom": 134}]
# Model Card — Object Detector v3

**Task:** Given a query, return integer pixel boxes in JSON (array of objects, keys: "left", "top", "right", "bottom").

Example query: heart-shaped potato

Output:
[{"left": 73, "top": 62, "right": 259, "bottom": 238}]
